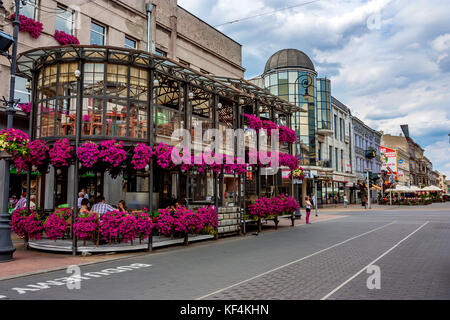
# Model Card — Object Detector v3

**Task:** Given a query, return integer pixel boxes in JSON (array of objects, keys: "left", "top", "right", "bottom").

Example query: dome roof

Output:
[{"left": 264, "top": 49, "right": 315, "bottom": 73}]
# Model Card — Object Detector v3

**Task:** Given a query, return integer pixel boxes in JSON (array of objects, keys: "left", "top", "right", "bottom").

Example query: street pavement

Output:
[{"left": 0, "top": 203, "right": 449, "bottom": 300}]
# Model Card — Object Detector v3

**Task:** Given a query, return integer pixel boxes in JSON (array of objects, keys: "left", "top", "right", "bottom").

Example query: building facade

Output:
[
  {"left": 352, "top": 116, "right": 382, "bottom": 203},
  {"left": 316, "top": 97, "right": 355, "bottom": 205},
  {"left": 380, "top": 133, "right": 411, "bottom": 186},
  {"left": 438, "top": 173, "right": 447, "bottom": 191}
]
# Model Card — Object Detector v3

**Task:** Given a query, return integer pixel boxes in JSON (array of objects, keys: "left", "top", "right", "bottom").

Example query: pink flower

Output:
[
  {"left": 10, "top": 14, "right": 43, "bottom": 39},
  {"left": 49, "top": 139, "right": 73, "bottom": 168},
  {"left": 54, "top": 30, "right": 80, "bottom": 45}
]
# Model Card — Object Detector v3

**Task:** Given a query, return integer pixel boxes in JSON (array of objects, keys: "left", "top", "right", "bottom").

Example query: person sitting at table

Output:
[
  {"left": 79, "top": 198, "right": 91, "bottom": 215},
  {"left": 91, "top": 196, "right": 115, "bottom": 218},
  {"left": 77, "top": 192, "right": 85, "bottom": 209},
  {"left": 14, "top": 192, "right": 27, "bottom": 211},
  {"left": 29, "top": 195, "right": 37, "bottom": 210},
  {"left": 117, "top": 200, "right": 129, "bottom": 213}
]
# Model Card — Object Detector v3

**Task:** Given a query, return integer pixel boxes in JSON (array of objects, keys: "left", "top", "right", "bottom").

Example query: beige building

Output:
[
  {"left": 439, "top": 173, "right": 447, "bottom": 191},
  {"left": 0, "top": 0, "right": 244, "bottom": 122},
  {"left": 380, "top": 133, "right": 411, "bottom": 186}
]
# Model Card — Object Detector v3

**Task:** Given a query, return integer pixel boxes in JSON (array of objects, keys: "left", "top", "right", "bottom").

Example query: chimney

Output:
[{"left": 400, "top": 125, "right": 410, "bottom": 138}]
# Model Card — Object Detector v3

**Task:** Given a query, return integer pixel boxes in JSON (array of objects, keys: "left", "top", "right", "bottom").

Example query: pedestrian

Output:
[
  {"left": 344, "top": 195, "right": 348, "bottom": 208},
  {"left": 334, "top": 194, "right": 338, "bottom": 208},
  {"left": 305, "top": 196, "right": 312, "bottom": 224},
  {"left": 362, "top": 195, "right": 367, "bottom": 209},
  {"left": 81, "top": 188, "right": 89, "bottom": 199}
]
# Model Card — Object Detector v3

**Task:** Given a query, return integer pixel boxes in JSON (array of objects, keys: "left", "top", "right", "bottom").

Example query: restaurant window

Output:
[
  {"left": 125, "top": 36, "right": 137, "bottom": 49},
  {"left": 90, "top": 21, "right": 106, "bottom": 45},
  {"left": 20, "top": 0, "right": 39, "bottom": 19},
  {"left": 56, "top": 5, "right": 74, "bottom": 35}
]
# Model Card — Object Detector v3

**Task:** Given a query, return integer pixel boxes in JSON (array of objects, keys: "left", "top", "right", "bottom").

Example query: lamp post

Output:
[
  {"left": 293, "top": 73, "right": 314, "bottom": 217},
  {"left": 0, "top": 0, "right": 24, "bottom": 262}
]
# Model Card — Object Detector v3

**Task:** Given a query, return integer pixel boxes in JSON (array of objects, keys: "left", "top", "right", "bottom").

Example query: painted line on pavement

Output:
[
  {"left": 0, "top": 295, "right": 7, "bottom": 299},
  {"left": 321, "top": 220, "right": 430, "bottom": 300},
  {"left": 196, "top": 220, "right": 397, "bottom": 300},
  {"left": 294, "top": 215, "right": 347, "bottom": 227}
]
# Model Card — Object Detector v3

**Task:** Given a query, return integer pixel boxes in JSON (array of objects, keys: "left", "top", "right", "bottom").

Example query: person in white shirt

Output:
[
  {"left": 29, "top": 195, "right": 37, "bottom": 210},
  {"left": 77, "top": 192, "right": 85, "bottom": 209}
]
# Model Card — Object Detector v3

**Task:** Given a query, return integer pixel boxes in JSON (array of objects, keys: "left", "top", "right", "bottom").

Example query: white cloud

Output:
[{"left": 177, "top": 0, "right": 450, "bottom": 175}]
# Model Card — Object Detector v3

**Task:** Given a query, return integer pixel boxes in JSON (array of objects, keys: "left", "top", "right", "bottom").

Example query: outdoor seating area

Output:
[
  {"left": 2, "top": 45, "right": 303, "bottom": 255},
  {"left": 380, "top": 185, "right": 446, "bottom": 205}
]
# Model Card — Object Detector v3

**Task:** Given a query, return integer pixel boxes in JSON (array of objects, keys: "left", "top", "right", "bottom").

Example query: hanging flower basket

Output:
[
  {"left": 10, "top": 14, "right": 43, "bottom": 39},
  {"left": 0, "top": 128, "right": 30, "bottom": 160},
  {"left": 54, "top": 30, "right": 80, "bottom": 45}
]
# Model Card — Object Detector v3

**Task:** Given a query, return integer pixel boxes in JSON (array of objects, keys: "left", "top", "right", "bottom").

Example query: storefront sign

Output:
[
  {"left": 380, "top": 146, "right": 398, "bottom": 180},
  {"left": 345, "top": 182, "right": 354, "bottom": 188},
  {"left": 333, "top": 175, "right": 346, "bottom": 182}
]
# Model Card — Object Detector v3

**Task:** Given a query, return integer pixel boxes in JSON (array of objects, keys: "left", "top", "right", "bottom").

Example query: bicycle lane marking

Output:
[
  {"left": 196, "top": 220, "right": 397, "bottom": 300},
  {"left": 321, "top": 221, "right": 430, "bottom": 300}
]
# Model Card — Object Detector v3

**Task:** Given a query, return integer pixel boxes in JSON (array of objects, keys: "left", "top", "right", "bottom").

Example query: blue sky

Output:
[{"left": 179, "top": 0, "right": 450, "bottom": 177}]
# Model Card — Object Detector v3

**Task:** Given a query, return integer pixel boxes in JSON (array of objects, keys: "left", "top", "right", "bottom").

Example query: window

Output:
[
  {"left": 20, "top": 0, "right": 39, "bottom": 19},
  {"left": 340, "top": 118, "right": 343, "bottom": 141},
  {"left": 335, "top": 148, "right": 339, "bottom": 171},
  {"left": 125, "top": 37, "right": 137, "bottom": 49},
  {"left": 334, "top": 115, "right": 338, "bottom": 138},
  {"left": 341, "top": 150, "right": 344, "bottom": 172},
  {"left": 90, "top": 21, "right": 105, "bottom": 45},
  {"left": 155, "top": 49, "right": 167, "bottom": 57},
  {"left": 56, "top": 5, "right": 74, "bottom": 35},
  {"left": 318, "top": 142, "right": 322, "bottom": 161},
  {"left": 329, "top": 146, "right": 333, "bottom": 167},
  {"left": 179, "top": 59, "right": 190, "bottom": 68},
  {"left": 15, "top": 76, "right": 31, "bottom": 106}
]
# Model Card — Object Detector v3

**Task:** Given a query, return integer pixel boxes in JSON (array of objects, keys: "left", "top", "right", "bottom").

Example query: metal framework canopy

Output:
[{"left": 16, "top": 45, "right": 299, "bottom": 145}]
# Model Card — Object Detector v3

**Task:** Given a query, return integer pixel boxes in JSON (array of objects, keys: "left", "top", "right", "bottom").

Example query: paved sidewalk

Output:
[{"left": 0, "top": 234, "right": 147, "bottom": 280}]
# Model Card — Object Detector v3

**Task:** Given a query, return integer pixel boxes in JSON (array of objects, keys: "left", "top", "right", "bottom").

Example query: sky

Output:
[{"left": 178, "top": 0, "right": 450, "bottom": 178}]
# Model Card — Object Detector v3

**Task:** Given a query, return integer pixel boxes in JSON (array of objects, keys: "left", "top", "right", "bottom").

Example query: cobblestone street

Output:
[{"left": 0, "top": 203, "right": 449, "bottom": 300}]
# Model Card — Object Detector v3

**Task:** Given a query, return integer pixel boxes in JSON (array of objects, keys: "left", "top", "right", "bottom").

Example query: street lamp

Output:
[
  {"left": 292, "top": 73, "right": 314, "bottom": 216},
  {"left": 0, "top": 0, "right": 25, "bottom": 262}
]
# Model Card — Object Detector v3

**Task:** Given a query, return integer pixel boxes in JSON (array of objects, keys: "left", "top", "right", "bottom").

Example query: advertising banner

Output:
[{"left": 380, "top": 146, "right": 398, "bottom": 180}]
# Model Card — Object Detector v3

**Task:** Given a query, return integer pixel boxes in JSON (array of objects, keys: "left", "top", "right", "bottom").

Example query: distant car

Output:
[{"left": 444, "top": 194, "right": 450, "bottom": 202}]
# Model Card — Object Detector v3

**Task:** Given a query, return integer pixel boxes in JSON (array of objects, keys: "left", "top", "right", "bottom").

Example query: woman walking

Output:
[{"left": 305, "top": 196, "right": 312, "bottom": 224}]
